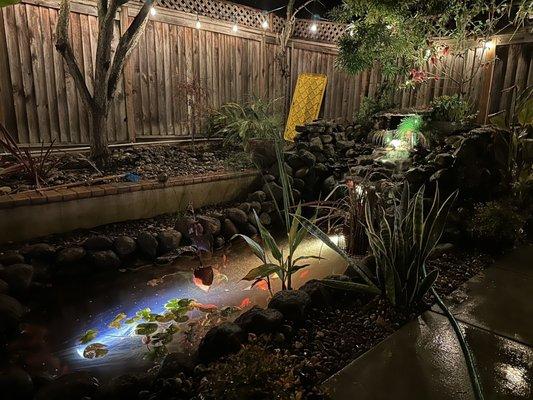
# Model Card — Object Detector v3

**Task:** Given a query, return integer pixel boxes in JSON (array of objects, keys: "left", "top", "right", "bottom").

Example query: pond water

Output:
[{"left": 23, "top": 236, "right": 346, "bottom": 380}]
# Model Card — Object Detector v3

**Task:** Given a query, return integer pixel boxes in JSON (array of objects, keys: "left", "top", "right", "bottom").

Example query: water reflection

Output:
[{"left": 28, "top": 236, "right": 346, "bottom": 379}]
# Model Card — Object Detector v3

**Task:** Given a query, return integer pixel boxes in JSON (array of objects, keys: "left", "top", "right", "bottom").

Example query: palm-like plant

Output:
[{"left": 209, "top": 97, "right": 281, "bottom": 150}]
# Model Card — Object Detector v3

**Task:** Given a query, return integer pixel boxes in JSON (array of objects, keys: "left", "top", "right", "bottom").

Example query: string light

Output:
[
  {"left": 483, "top": 40, "right": 495, "bottom": 49},
  {"left": 195, "top": 15, "right": 202, "bottom": 29},
  {"left": 232, "top": 23, "right": 239, "bottom": 32},
  {"left": 150, "top": 7, "right": 157, "bottom": 16},
  {"left": 310, "top": 22, "right": 318, "bottom": 32},
  {"left": 261, "top": 19, "right": 269, "bottom": 30}
]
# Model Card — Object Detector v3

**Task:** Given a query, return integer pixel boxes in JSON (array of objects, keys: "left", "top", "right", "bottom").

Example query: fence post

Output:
[
  {"left": 477, "top": 41, "right": 497, "bottom": 124},
  {"left": 119, "top": 5, "right": 136, "bottom": 142}
]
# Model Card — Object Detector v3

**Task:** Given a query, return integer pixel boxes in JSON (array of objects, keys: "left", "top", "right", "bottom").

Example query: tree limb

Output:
[
  {"left": 55, "top": 0, "right": 95, "bottom": 110},
  {"left": 107, "top": 0, "right": 152, "bottom": 99}
]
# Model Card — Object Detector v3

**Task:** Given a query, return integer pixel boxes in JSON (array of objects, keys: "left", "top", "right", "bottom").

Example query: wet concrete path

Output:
[{"left": 324, "top": 245, "right": 533, "bottom": 400}]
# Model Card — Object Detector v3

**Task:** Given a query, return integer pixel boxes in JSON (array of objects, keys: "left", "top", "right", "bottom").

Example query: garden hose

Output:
[{"left": 423, "top": 264, "right": 485, "bottom": 400}]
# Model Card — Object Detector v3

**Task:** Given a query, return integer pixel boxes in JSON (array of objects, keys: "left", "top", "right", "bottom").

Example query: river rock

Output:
[
  {"left": 157, "top": 230, "right": 182, "bottom": 254},
  {"left": 222, "top": 219, "right": 239, "bottom": 239},
  {"left": 0, "top": 251, "right": 25, "bottom": 266},
  {"left": 268, "top": 290, "right": 311, "bottom": 322},
  {"left": 137, "top": 232, "right": 159, "bottom": 259},
  {"left": 226, "top": 208, "right": 248, "bottom": 225},
  {"left": 262, "top": 182, "right": 283, "bottom": 202},
  {"left": 309, "top": 136, "right": 323, "bottom": 152},
  {"left": 102, "top": 374, "right": 142, "bottom": 400},
  {"left": 249, "top": 201, "right": 261, "bottom": 212},
  {"left": 234, "top": 306, "right": 283, "bottom": 334},
  {"left": 175, "top": 215, "right": 197, "bottom": 238},
  {"left": 197, "top": 215, "right": 222, "bottom": 236},
  {"left": 198, "top": 322, "right": 246, "bottom": 362},
  {"left": 0, "top": 367, "right": 33, "bottom": 400},
  {"left": 23, "top": 243, "right": 55, "bottom": 261},
  {"left": 114, "top": 236, "right": 137, "bottom": 258},
  {"left": 0, "top": 279, "right": 8, "bottom": 294},
  {"left": 248, "top": 190, "right": 267, "bottom": 203},
  {"left": 259, "top": 212, "right": 271, "bottom": 226},
  {"left": 260, "top": 201, "right": 276, "bottom": 214},
  {"left": 34, "top": 372, "right": 99, "bottom": 400},
  {"left": 90, "top": 250, "right": 121, "bottom": 269},
  {"left": 434, "top": 153, "right": 455, "bottom": 168},
  {"left": 0, "top": 294, "right": 25, "bottom": 333},
  {"left": 299, "top": 279, "right": 333, "bottom": 307},
  {"left": 237, "top": 202, "right": 251, "bottom": 214},
  {"left": 298, "top": 150, "right": 316, "bottom": 167},
  {"left": 55, "top": 247, "right": 86, "bottom": 267},
  {"left": 242, "top": 223, "right": 258, "bottom": 236},
  {"left": 158, "top": 352, "right": 194, "bottom": 378},
  {"left": 0, "top": 264, "right": 33, "bottom": 292},
  {"left": 83, "top": 235, "right": 113, "bottom": 251}
]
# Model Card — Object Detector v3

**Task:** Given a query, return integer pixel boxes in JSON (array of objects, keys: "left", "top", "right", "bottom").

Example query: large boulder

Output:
[
  {"left": 0, "top": 264, "right": 33, "bottom": 292},
  {"left": 113, "top": 236, "right": 137, "bottom": 258},
  {"left": 198, "top": 322, "right": 246, "bottom": 362},
  {"left": 137, "top": 232, "right": 159, "bottom": 259},
  {"left": 83, "top": 236, "right": 113, "bottom": 251},
  {"left": 268, "top": 290, "right": 311, "bottom": 322},
  {"left": 298, "top": 279, "right": 333, "bottom": 307},
  {"left": 0, "top": 294, "right": 25, "bottom": 333},
  {"left": 55, "top": 247, "right": 86, "bottom": 268},
  {"left": 0, "top": 367, "right": 34, "bottom": 400},
  {"left": 234, "top": 306, "right": 283, "bottom": 334},
  {"left": 248, "top": 190, "right": 267, "bottom": 203},
  {"left": 157, "top": 230, "right": 182, "bottom": 254},
  {"left": 34, "top": 372, "right": 99, "bottom": 400},
  {"left": 298, "top": 150, "right": 316, "bottom": 167},
  {"left": 101, "top": 374, "right": 142, "bottom": 400}
]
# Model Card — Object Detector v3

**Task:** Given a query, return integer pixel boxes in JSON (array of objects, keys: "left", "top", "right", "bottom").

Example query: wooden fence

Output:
[{"left": 0, "top": 0, "right": 532, "bottom": 146}]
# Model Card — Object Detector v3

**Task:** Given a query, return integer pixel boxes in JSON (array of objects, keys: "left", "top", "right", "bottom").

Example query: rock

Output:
[
  {"left": 322, "top": 176, "right": 336, "bottom": 194},
  {"left": 83, "top": 236, "right": 113, "bottom": 251},
  {"left": 198, "top": 322, "right": 246, "bottom": 362},
  {"left": 222, "top": 219, "right": 239, "bottom": 239},
  {"left": 237, "top": 202, "right": 251, "bottom": 214},
  {"left": 268, "top": 290, "right": 311, "bottom": 322},
  {"left": 292, "top": 178, "right": 305, "bottom": 191},
  {"left": 55, "top": 247, "right": 86, "bottom": 267},
  {"left": 197, "top": 215, "right": 221, "bottom": 236},
  {"left": 323, "top": 144, "right": 335, "bottom": 158},
  {"left": 0, "top": 186, "right": 12, "bottom": 195},
  {"left": 262, "top": 182, "right": 283, "bottom": 203},
  {"left": 234, "top": 306, "right": 284, "bottom": 334},
  {"left": 248, "top": 190, "right": 267, "bottom": 203},
  {"left": 0, "top": 279, "right": 8, "bottom": 294},
  {"left": 113, "top": 236, "right": 137, "bottom": 258},
  {"left": 137, "top": 232, "right": 159, "bottom": 259},
  {"left": 0, "top": 294, "right": 25, "bottom": 333},
  {"left": 337, "top": 140, "right": 355, "bottom": 152},
  {"left": 298, "top": 150, "right": 316, "bottom": 167},
  {"left": 90, "top": 250, "right": 121, "bottom": 269},
  {"left": 242, "top": 223, "right": 258, "bottom": 236},
  {"left": 175, "top": 216, "right": 197, "bottom": 238},
  {"left": 434, "top": 153, "right": 455, "bottom": 168},
  {"left": 430, "top": 243, "right": 455, "bottom": 259},
  {"left": 287, "top": 153, "right": 305, "bottom": 169},
  {"left": 157, "top": 172, "right": 169, "bottom": 183},
  {"left": 258, "top": 212, "right": 272, "bottom": 226},
  {"left": 34, "top": 372, "right": 99, "bottom": 400},
  {"left": 309, "top": 136, "right": 323, "bottom": 152},
  {"left": 158, "top": 352, "right": 193, "bottom": 378},
  {"left": 0, "top": 367, "right": 33, "bottom": 400},
  {"left": 0, "top": 251, "right": 25, "bottom": 266},
  {"left": 299, "top": 280, "right": 332, "bottom": 306},
  {"left": 260, "top": 201, "right": 276, "bottom": 214},
  {"left": 321, "top": 134, "right": 333, "bottom": 144},
  {"left": 214, "top": 236, "right": 226, "bottom": 249},
  {"left": 294, "top": 168, "right": 309, "bottom": 178},
  {"left": 157, "top": 230, "right": 182, "bottom": 254},
  {"left": 0, "top": 264, "right": 33, "bottom": 292},
  {"left": 226, "top": 208, "right": 248, "bottom": 225},
  {"left": 249, "top": 201, "right": 261, "bottom": 212},
  {"left": 23, "top": 243, "right": 55, "bottom": 260},
  {"left": 405, "top": 166, "right": 433, "bottom": 187},
  {"left": 102, "top": 374, "right": 141, "bottom": 400}
]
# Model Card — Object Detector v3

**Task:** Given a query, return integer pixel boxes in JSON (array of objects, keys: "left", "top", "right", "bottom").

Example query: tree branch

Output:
[
  {"left": 107, "top": 0, "right": 152, "bottom": 99},
  {"left": 55, "top": 0, "right": 95, "bottom": 110}
]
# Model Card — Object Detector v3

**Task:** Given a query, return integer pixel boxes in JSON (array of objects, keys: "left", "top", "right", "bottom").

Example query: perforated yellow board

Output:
[{"left": 284, "top": 73, "right": 328, "bottom": 141}]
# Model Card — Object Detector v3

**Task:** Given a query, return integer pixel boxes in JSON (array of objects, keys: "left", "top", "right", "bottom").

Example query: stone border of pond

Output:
[{"left": 0, "top": 170, "right": 260, "bottom": 243}]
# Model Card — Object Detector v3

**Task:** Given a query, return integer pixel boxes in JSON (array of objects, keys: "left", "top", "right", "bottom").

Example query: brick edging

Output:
[{"left": 0, "top": 170, "right": 259, "bottom": 209}]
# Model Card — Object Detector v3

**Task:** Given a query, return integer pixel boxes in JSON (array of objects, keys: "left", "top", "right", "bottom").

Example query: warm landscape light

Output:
[
  {"left": 483, "top": 40, "right": 495, "bottom": 49},
  {"left": 150, "top": 7, "right": 156, "bottom": 16}
]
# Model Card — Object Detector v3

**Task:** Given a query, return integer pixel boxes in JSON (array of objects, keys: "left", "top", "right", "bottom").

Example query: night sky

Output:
[{"left": 234, "top": 0, "right": 343, "bottom": 19}]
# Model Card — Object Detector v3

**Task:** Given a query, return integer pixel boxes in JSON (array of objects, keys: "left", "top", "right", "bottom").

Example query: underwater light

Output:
[{"left": 390, "top": 139, "right": 403, "bottom": 149}]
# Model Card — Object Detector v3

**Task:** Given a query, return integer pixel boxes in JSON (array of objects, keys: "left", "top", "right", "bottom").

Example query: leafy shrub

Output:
[
  {"left": 429, "top": 95, "right": 476, "bottom": 124},
  {"left": 208, "top": 97, "right": 281, "bottom": 149},
  {"left": 355, "top": 89, "right": 395, "bottom": 128},
  {"left": 469, "top": 201, "right": 525, "bottom": 251}
]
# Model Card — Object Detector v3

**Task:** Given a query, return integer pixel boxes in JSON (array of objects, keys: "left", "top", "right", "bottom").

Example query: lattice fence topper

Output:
[{"left": 154, "top": 0, "right": 347, "bottom": 43}]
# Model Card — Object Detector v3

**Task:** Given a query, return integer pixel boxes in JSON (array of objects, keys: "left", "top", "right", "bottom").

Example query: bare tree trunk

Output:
[{"left": 56, "top": 0, "right": 153, "bottom": 166}]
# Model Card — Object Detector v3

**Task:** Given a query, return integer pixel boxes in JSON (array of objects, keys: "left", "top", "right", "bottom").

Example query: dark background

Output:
[{"left": 234, "top": 0, "right": 342, "bottom": 18}]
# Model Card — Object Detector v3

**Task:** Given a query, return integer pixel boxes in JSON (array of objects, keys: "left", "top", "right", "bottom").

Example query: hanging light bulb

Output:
[
  {"left": 195, "top": 15, "right": 202, "bottom": 30},
  {"left": 150, "top": 7, "right": 157, "bottom": 16},
  {"left": 261, "top": 19, "right": 269, "bottom": 30},
  {"left": 483, "top": 40, "right": 495, "bottom": 49},
  {"left": 232, "top": 23, "right": 239, "bottom": 32},
  {"left": 310, "top": 22, "right": 318, "bottom": 32}
]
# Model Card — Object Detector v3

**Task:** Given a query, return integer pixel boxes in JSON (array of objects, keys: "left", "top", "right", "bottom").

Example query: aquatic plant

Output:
[{"left": 235, "top": 142, "right": 319, "bottom": 291}]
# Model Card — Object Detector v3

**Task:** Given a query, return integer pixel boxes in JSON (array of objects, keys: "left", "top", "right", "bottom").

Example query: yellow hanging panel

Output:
[{"left": 284, "top": 73, "right": 328, "bottom": 141}]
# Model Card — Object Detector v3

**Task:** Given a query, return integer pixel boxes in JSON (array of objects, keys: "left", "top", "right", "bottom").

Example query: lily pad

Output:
[
  {"left": 83, "top": 343, "right": 109, "bottom": 359},
  {"left": 135, "top": 322, "right": 158, "bottom": 335},
  {"left": 79, "top": 329, "right": 98, "bottom": 344},
  {"left": 108, "top": 312, "right": 127, "bottom": 329}
]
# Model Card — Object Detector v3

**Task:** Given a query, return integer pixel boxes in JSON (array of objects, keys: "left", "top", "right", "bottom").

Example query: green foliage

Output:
[
  {"left": 469, "top": 201, "right": 525, "bottom": 251},
  {"left": 83, "top": 343, "right": 109, "bottom": 359},
  {"left": 208, "top": 97, "right": 282, "bottom": 149},
  {"left": 234, "top": 142, "right": 317, "bottom": 291},
  {"left": 429, "top": 95, "right": 476, "bottom": 124},
  {"left": 395, "top": 115, "right": 427, "bottom": 148},
  {"left": 0, "top": 0, "right": 20, "bottom": 7},
  {"left": 79, "top": 329, "right": 98, "bottom": 344}
]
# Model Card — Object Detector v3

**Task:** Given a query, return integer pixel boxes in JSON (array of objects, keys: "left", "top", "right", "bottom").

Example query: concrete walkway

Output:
[{"left": 324, "top": 246, "right": 533, "bottom": 400}]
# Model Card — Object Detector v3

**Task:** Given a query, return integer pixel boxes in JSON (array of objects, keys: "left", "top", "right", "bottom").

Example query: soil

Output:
[{"left": 0, "top": 142, "right": 254, "bottom": 194}]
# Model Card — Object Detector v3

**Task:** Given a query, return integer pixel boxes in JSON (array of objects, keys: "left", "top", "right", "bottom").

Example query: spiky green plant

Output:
[
  {"left": 395, "top": 114, "right": 426, "bottom": 147},
  {"left": 233, "top": 141, "right": 320, "bottom": 291}
]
